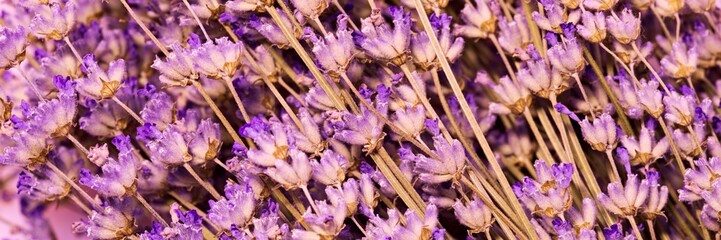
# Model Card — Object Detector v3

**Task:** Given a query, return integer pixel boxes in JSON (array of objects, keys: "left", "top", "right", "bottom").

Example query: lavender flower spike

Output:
[
  {"left": 453, "top": 196, "right": 494, "bottom": 234},
  {"left": 0, "top": 26, "right": 29, "bottom": 69},
  {"left": 307, "top": 15, "right": 357, "bottom": 79},
  {"left": 76, "top": 54, "right": 125, "bottom": 100},
  {"left": 454, "top": 0, "right": 498, "bottom": 38},
  {"left": 151, "top": 44, "right": 198, "bottom": 86},
  {"left": 579, "top": 113, "right": 619, "bottom": 152},
  {"left": 410, "top": 13, "right": 464, "bottom": 70},
  {"left": 311, "top": 149, "right": 350, "bottom": 186},
  {"left": 208, "top": 182, "right": 257, "bottom": 231},
  {"left": 660, "top": 41, "right": 698, "bottom": 79},
  {"left": 620, "top": 126, "right": 669, "bottom": 167},
  {"left": 29, "top": 2, "right": 76, "bottom": 40},
  {"left": 73, "top": 205, "right": 134, "bottom": 239},
  {"left": 190, "top": 37, "right": 243, "bottom": 80},
  {"left": 598, "top": 174, "right": 650, "bottom": 217},
  {"left": 356, "top": 7, "right": 412, "bottom": 65},
  {"left": 413, "top": 136, "right": 468, "bottom": 184},
  {"left": 642, "top": 171, "right": 669, "bottom": 220},
  {"left": 264, "top": 148, "right": 312, "bottom": 190},
  {"left": 605, "top": 9, "right": 640, "bottom": 44}
]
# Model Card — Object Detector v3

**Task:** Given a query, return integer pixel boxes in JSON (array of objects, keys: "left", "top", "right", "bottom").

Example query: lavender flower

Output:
[
  {"left": 413, "top": 135, "right": 467, "bottom": 184},
  {"left": 583, "top": 0, "right": 618, "bottom": 10},
  {"left": 606, "top": 9, "right": 640, "bottom": 44},
  {"left": 248, "top": 11, "right": 299, "bottom": 49},
  {"left": 311, "top": 149, "right": 349, "bottom": 186},
  {"left": 661, "top": 41, "right": 698, "bottom": 79},
  {"left": 0, "top": 26, "right": 29, "bottom": 69},
  {"left": 577, "top": 11, "right": 607, "bottom": 43},
  {"left": 141, "top": 124, "right": 192, "bottom": 167},
  {"left": 565, "top": 198, "right": 597, "bottom": 232},
  {"left": 290, "top": 0, "right": 329, "bottom": 18},
  {"left": 73, "top": 205, "right": 135, "bottom": 239},
  {"left": 356, "top": 7, "right": 412, "bottom": 65},
  {"left": 365, "top": 204, "right": 442, "bottom": 239},
  {"left": 17, "top": 147, "right": 82, "bottom": 201},
  {"left": 76, "top": 54, "right": 126, "bottom": 100},
  {"left": 515, "top": 159, "right": 574, "bottom": 217},
  {"left": 598, "top": 174, "right": 650, "bottom": 217},
  {"left": 411, "top": 14, "right": 464, "bottom": 70},
  {"left": 454, "top": 0, "right": 498, "bottom": 38},
  {"left": 487, "top": 76, "right": 532, "bottom": 115},
  {"left": 226, "top": 0, "right": 271, "bottom": 13},
  {"left": 453, "top": 196, "right": 494, "bottom": 233},
  {"left": 264, "top": 148, "right": 313, "bottom": 189},
  {"left": 190, "top": 37, "right": 243, "bottom": 80},
  {"left": 532, "top": 0, "right": 580, "bottom": 33},
  {"left": 642, "top": 171, "right": 669, "bottom": 220},
  {"left": 151, "top": 44, "right": 198, "bottom": 86},
  {"left": 679, "top": 157, "right": 721, "bottom": 202},
  {"left": 663, "top": 91, "right": 696, "bottom": 126},
  {"left": 208, "top": 182, "right": 257, "bottom": 231},
  {"left": 620, "top": 126, "right": 669, "bottom": 166},
  {"left": 291, "top": 197, "right": 348, "bottom": 239},
  {"left": 391, "top": 105, "right": 426, "bottom": 137},
  {"left": 579, "top": 113, "right": 619, "bottom": 152},
  {"left": 637, "top": 80, "right": 665, "bottom": 118},
  {"left": 497, "top": 14, "right": 531, "bottom": 56},
  {"left": 79, "top": 135, "right": 140, "bottom": 197},
  {"left": 306, "top": 15, "right": 357, "bottom": 79},
  {"left": 29, "top": 2, "right": 76, "bottom": 40},
  {"left": 546, "top": 27, "right": 585, "bottom": 75},
  {"left": 518, "top": 47, "right": 569, "bottom": 98}
]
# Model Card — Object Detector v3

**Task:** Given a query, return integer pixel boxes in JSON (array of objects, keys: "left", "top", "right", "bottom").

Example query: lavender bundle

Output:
[{"left": 2, "top": 0, "right": 721, "bottom": 238}]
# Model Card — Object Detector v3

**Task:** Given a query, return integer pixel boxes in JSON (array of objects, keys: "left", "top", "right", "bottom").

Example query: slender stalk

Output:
[
  {"left": 135, "top": 192, "right": 170, "bottom": 227},
  {"left": 571, "top": 74, "right": 595, "bottom": 118},
  {"left": 399, "top": 64, "right": 453, "bottom": 141},
  {"left": 460, "top": 176, "right": 526, "bottom": 239},
  {"left": 182, "top": 163, "right": 222, "bottom": 200},
  {"left": 223, "top": 77, "right": 252, "bottom": 123},
  {"left": 368, "top": 152, "right": 424, "bottom": 216},
  {"left": 583, "top": 47, "right": 635, "bottom": 135},
  {"left": 15, "top": 67, "right": 46, "bottom": 102},
  {"left": 191, "top": 81, "right": 244, "bottom": 145},
  {"left": 648, "top": 220, "right": 657, "bottom": 240},
  {"left": 485, "top": 230, "right": 492, "bottom": 240},
  {"left": 631, "top": 42, "right": 670, "bottom": 94},
  {"left": 687, "top": 125, "right": 705, "bottom": 160},
  {"left": 674, "top": 13, "right": 682, "bottom": 40},
  {"left": 63, "top": 37, "right": 84, "bottom": 64},
  {"left": 264, "top": 6, "right": 346, "bottom": 111},
  {"left": 112, "top": 96, "right": 144, "bottom": 125},
  {"left": 68, "top": 193, "right": 92, "bottom": 214},
  {"left": 658, "top": 117, "right": 686, "bottom": 172},
  {"left": 605, "top": 150, "right": 622, "bottom": 182},
  {"left": 351, "top": 216, "right": 368, "bottom": 237},
  {"left": 489, "top": 35, "right": 517, "bottom": 82},
  {"left": 651, "top": 8, "right": 673, "bottom": 41},
  {"left": 627, "top": 216, "right": 644, "bottom": 239},
  {"left": 523, "top": 108, "right": 554, "bottom": 162},
  {"left": 300, "top": 185, "right": 319, "bottom": 213},
  {"left": 410, "top": 2, "right": 536, "bottom": 237},
  {"left": 118, "top": 0, "right": 169, "bottom": 55},
  {"left": 181, "top": 0, "right": 211, "bottom": 41},
  {"left": 46, "top": 161, "right": 103, "bottom": 211}
]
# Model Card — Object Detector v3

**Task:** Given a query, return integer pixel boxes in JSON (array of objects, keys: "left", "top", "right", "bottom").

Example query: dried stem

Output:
[
  {"left": 410, "top": 2, "right": 536, "bottom": 237},
  {"left": 657, "top": 117, "right": 686, "bottom": 173},
  {"left": 118, "top": 0, "right": 169, "bottom": 55},
  {"left": 605, "top": 149, "right": 622, "bottom": 182},
  {"left": 112, "top": 96, "right": 144, "bottom": 125},
  {"left": 631, "top": 42, "right": 670, "bottom": 94},
  {"left": 627, "top": 216, "right": 644, "bottom": 239},
  {"left": 223, "top": 76, "right": 252, "bottom": 123},
  {"left": 68, "top": 193, "right": 92, "bottom": 214},
  {"left": 300, "top": 185, "right": 319, "bottom": 213},
  {"left": 264, "top": 6, "right": 346, "bottom": 111},
  {"left": 46, "top": 161, "right": 102, "bottom": 211},
  {"left": 191, "top": 81, "right": 245, "bottom": 146},
  {"left": 583, "top": 47, "right": 635, "bottom": 135},
  {"left": 181, "top": 0, "right": 211, "bottom": 41},
  {"left": 135, "top": 192, "right": 170, "bottom": 227},
  {"left": 182, "top": 163, "right": 222, "bottom": 200}
]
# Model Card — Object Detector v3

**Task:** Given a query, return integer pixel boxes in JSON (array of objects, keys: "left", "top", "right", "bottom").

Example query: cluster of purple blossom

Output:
[{"left": 2, "top": 0, "right": 721, "bottom": 238}]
